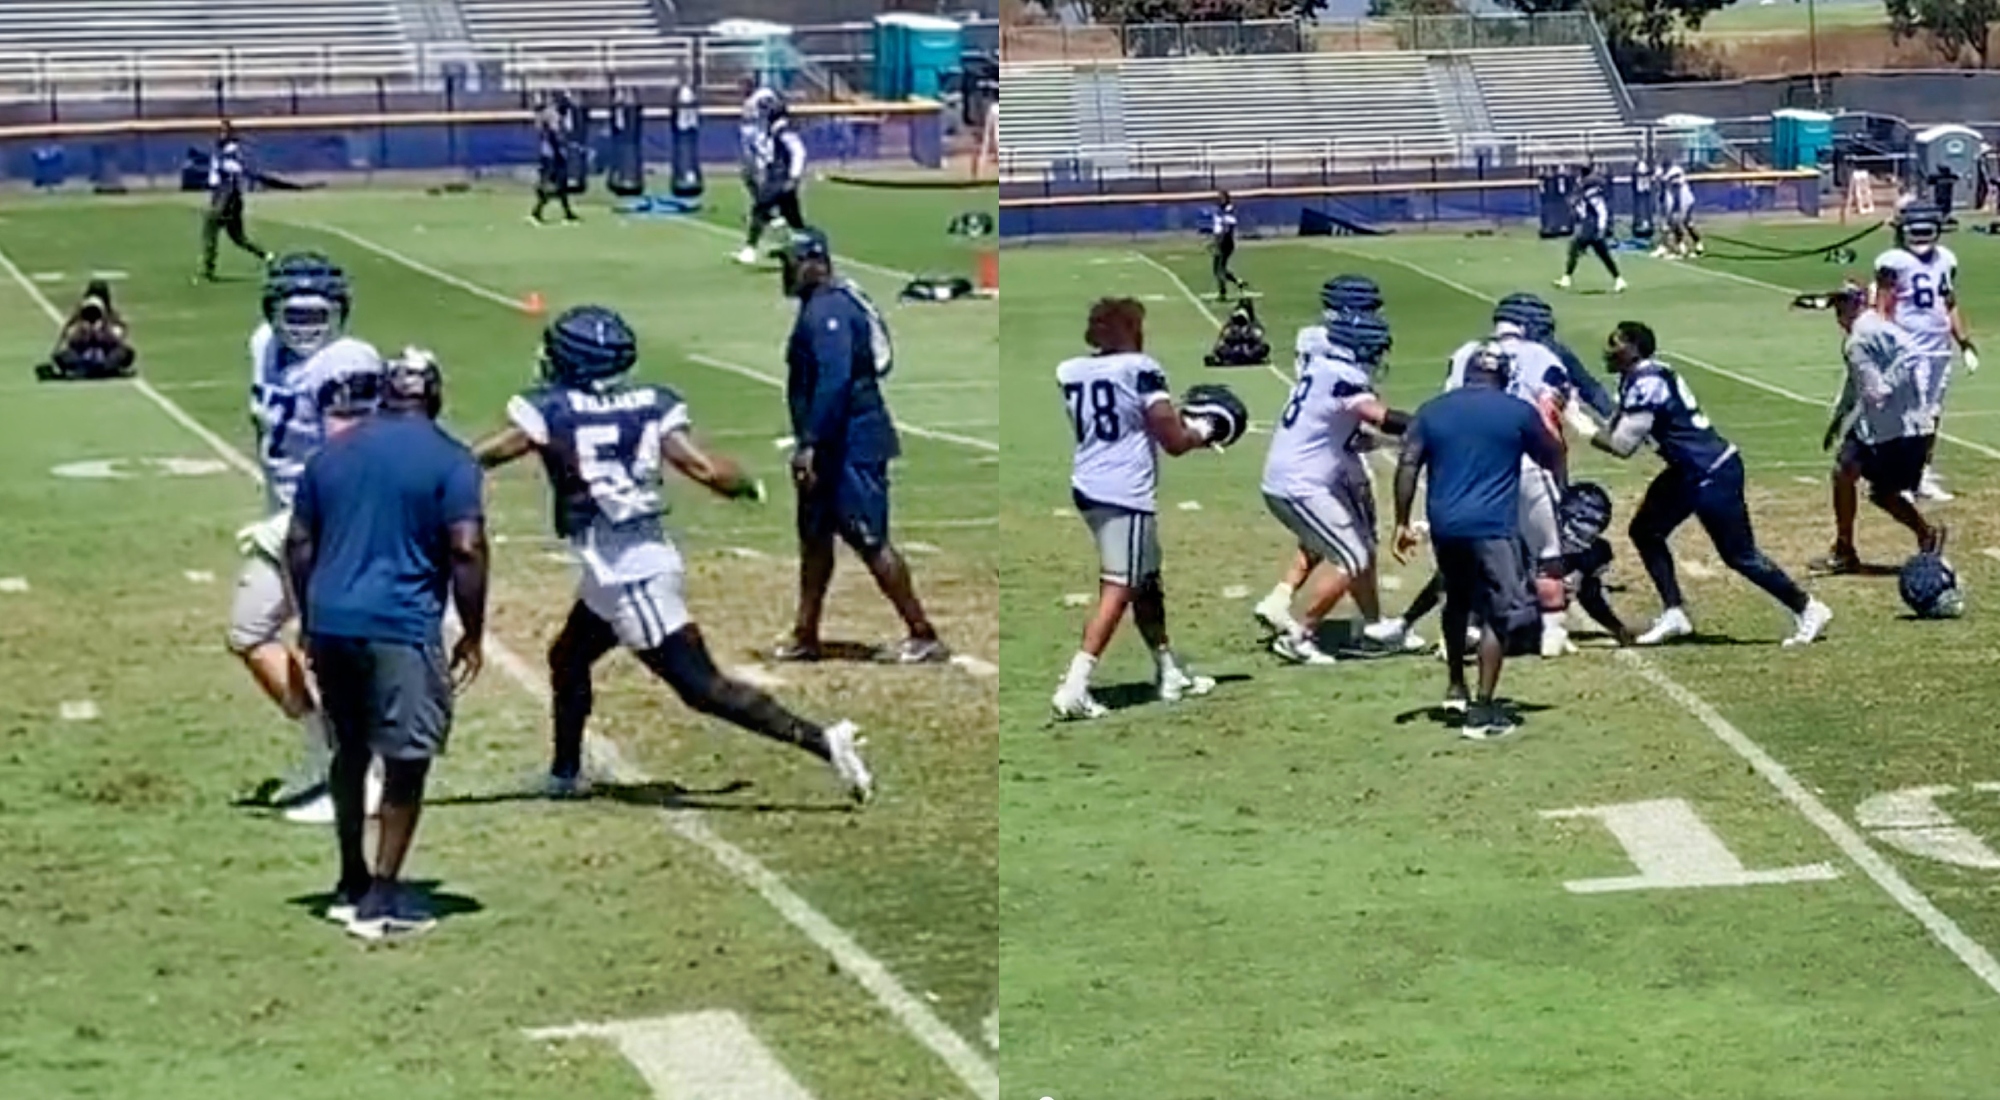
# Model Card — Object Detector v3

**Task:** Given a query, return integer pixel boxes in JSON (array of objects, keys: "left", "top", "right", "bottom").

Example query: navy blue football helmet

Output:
[
  {"left": 1899, "top": 552, "right": 1965, "bottom": 619},
  {"left": 1495, "top": 292, "right": 1556, "bottom": 342},
  {"left": 1320, "top": 274, "right": 1383, "bottom": 316},
  {"left": 1326, "top": 310, "right": 1392, "bottom": 366},
  {"left": 312, "top": 341, "right": 384, "bottom": 418},
  {"left": 540, "top": 305, "right": 638, "bottom": 390},
  {"left": 1897, "top": 204, "right": 1944, "bottom": 252},
  {"left": 262, "top": 251, "right": 350, "bottom": 355}
]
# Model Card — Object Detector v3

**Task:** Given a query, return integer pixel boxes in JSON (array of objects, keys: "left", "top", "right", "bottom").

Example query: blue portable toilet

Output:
[
  {"left": 874, "top": 13, "right": 961, "bottom": 100},
  {"left": 1771, "top": 108, "right": 1832, "bottom": 171}
]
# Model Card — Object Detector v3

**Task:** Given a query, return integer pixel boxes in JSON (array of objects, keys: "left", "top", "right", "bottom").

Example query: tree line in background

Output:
[{"left": 1009, "top": 0, "right": 2000, "bottom": 79}]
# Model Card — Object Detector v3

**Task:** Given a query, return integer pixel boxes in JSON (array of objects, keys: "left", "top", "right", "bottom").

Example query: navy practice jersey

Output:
[
  {"left": 788, "top": 282, "right": 899, "bottom": 465},
  {"left": 1572, "top": 184, "right": 1610, "bottom": 241},
  {"left": 1210, "top": 205, "right": 1237, "bottom": 243},
  {"left": 209, "top": 137, "right": 247, "bottom": 201},
  {"left": 507, "top": 382, "right": 689, "bottom": 583},
  {"left": 1618, "top": 360, "right": 1735, "bottom": 474}
]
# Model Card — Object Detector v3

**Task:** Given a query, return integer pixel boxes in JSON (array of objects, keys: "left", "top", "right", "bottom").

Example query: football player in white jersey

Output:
[
  {"left": 1812, "top": 284, "right": 1947, "bottom": 573},
  {"left": 1051, "top": 297, "right": 1236, "bottom": 721},
  {"left": 1258, "top": 310, "right": 1415, "bottom": 665},
  {"left": 1873, "top": 204, "right": 1977, "bottom": 501},
  {"left": 1438, "top": 299, "right": 1578, "bottom": 656},
  {"left": 231, "top": 253, "right": 383, "bottom": 824},
  {"left": 1651, "top": 161, "right": 1702, "bottom": 259}
]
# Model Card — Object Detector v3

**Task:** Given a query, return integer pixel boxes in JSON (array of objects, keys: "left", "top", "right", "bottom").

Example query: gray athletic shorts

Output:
[
  {"left": 1079, "top": 503, "right": 1161, "bottom": 586},
  {"left": 228, "top": 553, "right": 295, "bottom": 652},
  {"left": 1265, "top": 481, "right": 1376, "bottom": 574},
  {"left": 306, "top": 636, "right": 452, "bottom": 762},
  {"left": 1518, "top": 462, "right": 1563, "bottom": 565}
]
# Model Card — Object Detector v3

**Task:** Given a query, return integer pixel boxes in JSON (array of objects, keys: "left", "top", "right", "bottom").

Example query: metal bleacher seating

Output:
[
  {"left": 997, "top": 62, "right": 1082, "bottom": 176},
  {"left": 455, "top": 0, "right": 664, "bottom": 42},
  {"left": 1464, "top": 46, "right": 1632, "bottom": 145},
  {"left": 0, "top": 0, "right": 416, "bottom": 96}
]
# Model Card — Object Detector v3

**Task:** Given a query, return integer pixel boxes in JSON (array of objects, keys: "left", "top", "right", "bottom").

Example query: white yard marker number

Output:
[
  {"left": 1856, "top": 785, "right": 2000, "bottom": 871},
  {"left": 527, "top": 1012, "right": 817, "bottom": 1100},
  {"left": 1541, "top": 798, "right": 1841, "bottom": 894}
]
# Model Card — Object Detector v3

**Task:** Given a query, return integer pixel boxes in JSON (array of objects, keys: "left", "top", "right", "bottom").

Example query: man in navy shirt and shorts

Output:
[{"left": 1393, "top": 339, "right": 1567, "bottom": 738}]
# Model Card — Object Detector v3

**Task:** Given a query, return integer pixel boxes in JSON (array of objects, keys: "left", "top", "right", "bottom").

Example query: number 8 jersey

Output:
[
  {"left": 1056, "top": 351, "right": 1171, "bottom": 514},
  {"left": 507, "top": 382, "right": 688, "bottom": 585}
]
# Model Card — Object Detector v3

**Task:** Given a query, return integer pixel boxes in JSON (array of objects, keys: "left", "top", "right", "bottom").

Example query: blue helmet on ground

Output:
[
  {"left": 1558, "top": 481, "right": 1613, "bottom": 556},
  {"left": 262, "top": 251, "right": 351, "bottom": 355},
  {"left": 1899, "top": 552, "right": 1965, "bottom": 619},
  {"left": 1326, "top": 310, "right": 1392, "bottom": 366},
  {"left": 1321, "top": 274, "right": 1383, "bottom": 316},
  {"left": 1495, "top": 292, "right": 1556, "bottom": 342},
  {"left": 541, "top": 305, "right": 638, "bottom": 391}
]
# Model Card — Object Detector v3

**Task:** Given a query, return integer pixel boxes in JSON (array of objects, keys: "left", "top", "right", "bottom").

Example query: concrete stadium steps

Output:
[
  {"left": 455, "top": 0, "right": 663, "bottom": 42},
  {"left": 0, "top": 0, "right": 411, "bottom": 52},
  {"left": 998, "top": 62, "right": 1081, "bottom": 170},
  {"left": 1465, "top": 46, "right": 1628, "bottom": 134}
]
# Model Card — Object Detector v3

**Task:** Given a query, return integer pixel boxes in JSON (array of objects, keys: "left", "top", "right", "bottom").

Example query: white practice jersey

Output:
[
  {"left": 1262, "top": 348, "right": 1376, "bottom": 498},
  {"left": 1660, "top": 164, "right": 1694, "bottom": 216},
  {"left": 739, "top": 88, "right": 777, "bottom": 169},
  {"left": 1842, "top": 310, "right": 1932, "bottom": 443},
  {"left": 248, "top": 326, "right": 379, "bottom": 514},
  {"left": 1446, "top": 333, "right": 1565, "bottom": 470},
  {"left": 1294, "top": 322, "right": 1337, "bottom": 379},
  {"left": 1874, "top": 244, "right": 1958, "bottom": 355},
  {"left": 1058, "top": 351, "right": 1171, "bottom": 513}
]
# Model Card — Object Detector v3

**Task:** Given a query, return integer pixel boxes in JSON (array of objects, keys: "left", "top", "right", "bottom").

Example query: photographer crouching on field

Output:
[
  {"left": 1204, "top": 297, "right": 1271, "bottom": 367},
  {"left": 36, "top": 279, "right": 136, "bottom": 381}
]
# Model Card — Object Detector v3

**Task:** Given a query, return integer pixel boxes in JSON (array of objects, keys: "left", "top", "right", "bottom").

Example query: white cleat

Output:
[
  {"left": 1554, "top": 274, "right": 1573, "bottom": 290},
  {"left": 1271, "top": 632, "right": 1338, "bottom": 666},
  {"left": 1051, "top": 686, "right": 1108, "bottom": 721},
  {"left": 1363, "top": 617, "right": 1427, "bottom": 653},
  {"left": 1252, "top": 592, "right": 1298, "bottom": 637},
  {"left": 1612, "top": 277, "right": 1629, "bottom": 293},
  {"left": 1636, "top": 607, "right": 1694, "bottom": 647},
  {"left": 1917, "top": 469, "right": 1954, "bottom": 502},
  {"left": 1783, "top": 598, "right": 1834, "bottom": 648},
  {"left": 734, "top": 246, "right": 759, "bottom": 265},
  {"left": 1158, "top": 667, "right": 1216, "bottom": 703},
  {"left": 1650, "top": 246, "right": 1669, "bottom": 259},
  {"left": 283, "top": 760, "right": 383, "bottom": 824},
  {"left": 823, "top": 720, "right": 873, "bottom": 804}
]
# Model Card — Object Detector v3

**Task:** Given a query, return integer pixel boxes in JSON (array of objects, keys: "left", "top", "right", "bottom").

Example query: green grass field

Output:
[
  {"left": 0, "top": 179, "right": 997, "bottom": 1098},
  {"left": 1695, "top": 0, "right": 1885, "bottom": 38},
  {"left": 1000, "top": 223, "right": 2000, "bottom": 1098}
]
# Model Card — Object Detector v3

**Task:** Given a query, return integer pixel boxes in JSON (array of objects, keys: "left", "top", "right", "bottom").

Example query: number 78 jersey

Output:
[
  {"left": 507, "top": 382, "right": 688, "bottom": 584},
  {"left": 1056, "top": 351, "right": 1170, "bottom": 514}
]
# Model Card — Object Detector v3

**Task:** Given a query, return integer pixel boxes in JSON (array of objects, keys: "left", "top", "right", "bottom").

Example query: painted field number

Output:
[
  {"left": 1541, "top": 797, "right": 1841, "bottom": 894},
  {"left": 527, "top": 1011, "right": 816, "bottom": 1100}
]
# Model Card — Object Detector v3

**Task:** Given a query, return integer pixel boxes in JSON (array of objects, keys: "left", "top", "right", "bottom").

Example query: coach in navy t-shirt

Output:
[
  {"left": 1392, "top": 345, "right": 1566, "bottom": 738},
  {"left": 287, "top": 354, "right": 486, "bottom": 939}
]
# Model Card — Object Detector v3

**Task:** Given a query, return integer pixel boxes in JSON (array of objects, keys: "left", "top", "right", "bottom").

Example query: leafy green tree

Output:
[{"left": 1886, "top": 0, "right": 2000, "bottom": 67}]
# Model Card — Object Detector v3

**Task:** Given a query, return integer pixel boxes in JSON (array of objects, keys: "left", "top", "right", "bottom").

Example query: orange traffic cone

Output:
[
  {"left": 975, "top": 250, "right": 998, "bottom": 299},
  {"left": 522, "top": 291, "right": 546, "bottom": 315}
]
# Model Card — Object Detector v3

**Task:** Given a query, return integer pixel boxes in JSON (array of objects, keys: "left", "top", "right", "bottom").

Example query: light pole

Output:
[{"left": 1808, "top": 0, "right": 1822, "bottom": 107}]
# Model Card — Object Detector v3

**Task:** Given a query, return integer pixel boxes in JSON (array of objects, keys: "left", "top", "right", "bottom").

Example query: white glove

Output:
[
  {"left": 236, "top": 510, "right": 291, "bottom": 560},
  {"left": 1964, "top": 348, "right": 1980, "bottom": 374},
  {"left": 1563, "top": 402, "right": 1600, "bottom": 440},
  {"left": 1181, "top": 413, "right": 1215, "bottom": 443}
]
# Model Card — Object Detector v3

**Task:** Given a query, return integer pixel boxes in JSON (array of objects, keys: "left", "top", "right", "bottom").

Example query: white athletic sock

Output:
[
  {"left": 1154, "top": 647, "right": 1183, "bottom": 681},
  {"left": 1267, "top": 582, "right": 1294, "bottom": 604},
  {"left": 1062, "top": 651, "right": 1097, "bottom": 694},
  {"left": 1541, "top": 610, "right": 1566, "bottom": 634}
]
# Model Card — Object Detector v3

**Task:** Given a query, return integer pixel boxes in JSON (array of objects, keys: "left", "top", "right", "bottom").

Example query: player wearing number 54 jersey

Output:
[
  {"left": 1051, "top": 297, "right": 1238, "bottom": 721},
  {"left": 1874, "top": 204, "right": 1978, "bottom": 501},
  {"left": 1572, "top": 321, "right": 1832, "bottom": 648},
  {"left": 473, "top": 306, "right": 873, "bottom": 804}
]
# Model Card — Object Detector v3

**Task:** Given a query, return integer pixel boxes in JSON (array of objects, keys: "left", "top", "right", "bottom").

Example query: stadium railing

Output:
[
  {"left": 999, "top": 12, "right": 1599, "bottom": 62},
  {"left": 996, "top": 168, "right": 1824, "bottom": 239},
  {"left": 0, "top": 99, "right": 947, "bottom": 185},
  {"left": 1001, "top": 128, "right": 1655, "bottom": 190}
]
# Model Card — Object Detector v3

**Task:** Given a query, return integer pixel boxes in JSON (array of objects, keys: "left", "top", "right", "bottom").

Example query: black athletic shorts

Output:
[
  {"left": 1433, "top": 535, "right": 1535, "bottom": 636},
  {"left": 1842, "top": 433, "right": 1930, "bottom": 497},
  {"left": 308, "top": 635, "right": 452, "bottom": 762}
]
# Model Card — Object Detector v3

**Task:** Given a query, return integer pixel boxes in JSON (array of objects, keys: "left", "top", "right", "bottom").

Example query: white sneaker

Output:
[
  {"left": 1555, "top": 274, "right": 1572, "bottom": 290},
  {"left": 734, "top": 246, "right": 759, "bottom": 265},
  {"left": 1252, "top": 591, "right": 1298, "bottom": 636},
  {"left": 1051, "top": 685, "right": 1107, "bottom": 721},
  {"left": 823, "top": 720, "right": 873, "bottom": 804},
  {"left": 1650, "top": 246, "right": 1669, "bottom": 259},
  {"left": 1158, "top": 666, "right": 1216, "bottom": 703},
  {"left": 1271, "top": 632, "right": 1338, "bottom": 666},
  {"left": 1783, "top": 598, "right": 1833, "bottom": 648},
  {"left": 283, "top": 761, "right": 382, "bottom": 824},
  {"left": 1917, "top": 469, "right": 1954, "bottom": 502},
  {"left": 1362, "top": 617, "right": 1426, "bottom": 653},
  {"left": 1613, "top": 277, "right": 1629, "bottom": 293},
  {"left": 1636, "top": 607, "right": 1694, "bottom": 646}
]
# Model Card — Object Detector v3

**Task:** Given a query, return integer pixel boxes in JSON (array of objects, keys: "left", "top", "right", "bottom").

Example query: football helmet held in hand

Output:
[{"left": 1181, "top": 383, "right": 1249, "bottom": 449}]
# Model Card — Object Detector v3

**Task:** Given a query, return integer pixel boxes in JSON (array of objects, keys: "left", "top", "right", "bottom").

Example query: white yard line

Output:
[
  {"left": 661, "top": 214, "right": 919, "bottom": 283},
  {"left": 684, "top": 353, "right": 997, "bottom": 453},
  {"left": 0, "top": 244, "right": 999, "bottom": 1100},
  {"left": 1316, "top": 246, "right": 2000, "bottom": 997},
  {"left": 1130, "top": 251, "right": 1295, "bottom": 392}
]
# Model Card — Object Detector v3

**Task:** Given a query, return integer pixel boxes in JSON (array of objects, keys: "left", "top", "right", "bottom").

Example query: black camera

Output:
[{"left": 1203, "top": 298, "right": 1271, "bottom": 368}]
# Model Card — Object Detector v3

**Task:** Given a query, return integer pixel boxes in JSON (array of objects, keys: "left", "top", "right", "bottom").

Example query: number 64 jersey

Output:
[
  {"left": 1056, "top": 351, "right": 1171, "bottom": 514},
  {"left": 1875, "top": 243, "right": 1958, "bottom": 358},
  {"left": 506, "top": 382, "right": 688, "bottom": 585}
]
